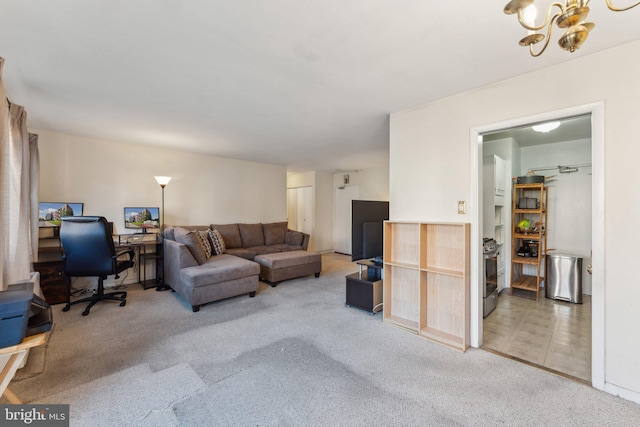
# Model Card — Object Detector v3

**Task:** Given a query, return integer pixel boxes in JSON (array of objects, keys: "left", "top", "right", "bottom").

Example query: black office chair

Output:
[{"left": 60, "top": 216, "right": 135, "bottom": 316}]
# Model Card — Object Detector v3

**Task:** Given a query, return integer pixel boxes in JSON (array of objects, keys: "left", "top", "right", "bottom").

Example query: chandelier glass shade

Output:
[{"left": 504, "top": 0, "right": 640, "bottom": 56}]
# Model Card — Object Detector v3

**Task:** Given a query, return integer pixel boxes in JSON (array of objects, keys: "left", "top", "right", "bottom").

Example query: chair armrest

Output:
[{"left": 114, "top": 248, "right": 135, "bottom": 262}]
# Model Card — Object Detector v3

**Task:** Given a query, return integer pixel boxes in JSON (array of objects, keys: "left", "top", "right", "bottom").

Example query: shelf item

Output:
[
  {"left": 510, "top": 183, "right": 548, "bottom": 301},
  {"left": 383, "top": 221, "right": 470, "bottom": 351}
]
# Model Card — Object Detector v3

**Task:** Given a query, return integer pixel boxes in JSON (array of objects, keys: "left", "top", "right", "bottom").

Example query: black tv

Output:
[
  {"left": 39, "top": 202, "right": 84, "bottom": 227},
  {"left": 124, "top": 207, "right": 160, "bottom": 233},
  {"left": 351, "top": 200, "right": 389, "bottom": 262}
]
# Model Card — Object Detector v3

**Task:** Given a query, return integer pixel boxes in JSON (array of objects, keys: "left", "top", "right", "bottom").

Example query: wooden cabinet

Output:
[
  {"left": 510, "top": 183, "right": 548, "bottom": 300},
  {"left": 383, "top": 222, "right": 470, "bottom": 351},
  {"left": 33, "top": 258, "right": 69, "bottom": 305},
  {"left": 493, "top": 155, "right": 507, "bottom": 196},
  {"left": 35, "top": 227, "right": 69, "bottom": 305}
]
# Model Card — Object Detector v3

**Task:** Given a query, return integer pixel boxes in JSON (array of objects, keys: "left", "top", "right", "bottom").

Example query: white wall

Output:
[
  {"left": 390, "top": 41, "right": 640, "bottom": 402},
  {"left": 332, "top": 166, "right": 389, "bottom": 201},
  {"left": 521, "top": 139, "right": 592, "bottom": 294},
  {"left": 37, "top": 130, "right": 287, "bottom": 230},
  {"left": 314, "top": 172, "right": 334, "bottom": 253}
]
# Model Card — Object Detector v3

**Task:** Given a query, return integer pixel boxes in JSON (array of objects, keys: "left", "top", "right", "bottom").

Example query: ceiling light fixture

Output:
[
  {"left": 532, "top": 121, "right": 561, "bottom": 132},
  {"left": 504, "top": 0, "right": 640, "bottom": 57}
]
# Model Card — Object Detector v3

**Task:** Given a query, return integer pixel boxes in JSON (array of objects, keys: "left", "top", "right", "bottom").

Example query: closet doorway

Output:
[{"left": 287, "top": 186, "right": 313, "bottom": 236}]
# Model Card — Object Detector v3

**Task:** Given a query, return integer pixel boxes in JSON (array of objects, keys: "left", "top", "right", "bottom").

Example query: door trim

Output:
[{"left": 470, "top": 102, "right": 605, "bottom": 390}]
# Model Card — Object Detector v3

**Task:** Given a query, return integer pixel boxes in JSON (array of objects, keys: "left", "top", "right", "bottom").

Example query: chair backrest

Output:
[{"left": 60, "top": 216, "right": 116, "bottom": 277}]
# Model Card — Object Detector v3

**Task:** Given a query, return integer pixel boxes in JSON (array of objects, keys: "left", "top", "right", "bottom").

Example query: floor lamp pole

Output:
[{"left": 154, "top": 176, "right": 172, "bottom": 291}]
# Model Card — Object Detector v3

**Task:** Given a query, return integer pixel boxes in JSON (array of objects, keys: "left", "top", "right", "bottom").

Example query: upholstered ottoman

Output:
[{"left": 254, "top": 251, "right": 321, "bottom": 287}]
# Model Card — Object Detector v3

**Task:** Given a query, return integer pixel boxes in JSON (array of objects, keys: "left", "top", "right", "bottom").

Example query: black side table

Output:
[{"left": 345, "top": 260, "right": 383, "bottom": 314}]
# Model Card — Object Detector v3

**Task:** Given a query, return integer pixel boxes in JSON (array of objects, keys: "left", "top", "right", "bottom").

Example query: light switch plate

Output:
[{"left": 458, "top": 201, "right": 466, "bottom": 214}]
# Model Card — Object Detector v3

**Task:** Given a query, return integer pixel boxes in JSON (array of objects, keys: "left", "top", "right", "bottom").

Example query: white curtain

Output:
[{"left": 0, "top": 57, "right": 40, "bottom": 291}]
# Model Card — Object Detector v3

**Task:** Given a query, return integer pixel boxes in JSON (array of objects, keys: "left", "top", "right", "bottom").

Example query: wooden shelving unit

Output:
[
  {"left": 510, "top": 183, "right": 548, "bottom": 301},
  {"left": 383, "top": 221, "right": 470, "bottom": 351}
]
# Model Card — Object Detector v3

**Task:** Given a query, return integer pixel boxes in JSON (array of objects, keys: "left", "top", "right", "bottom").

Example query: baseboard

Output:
[{"left": 604, "top": 382, "right": 640, "bottom": 404}]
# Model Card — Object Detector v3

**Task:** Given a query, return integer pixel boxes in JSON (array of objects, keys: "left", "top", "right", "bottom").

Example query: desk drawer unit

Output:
[{"left": 33, "top": 260, "right": 69, "bottom": 305}]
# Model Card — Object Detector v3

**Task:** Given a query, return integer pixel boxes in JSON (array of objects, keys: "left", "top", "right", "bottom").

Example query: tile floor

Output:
[{"left": 482, "top": 290, "right": 591, "bottom": 383}]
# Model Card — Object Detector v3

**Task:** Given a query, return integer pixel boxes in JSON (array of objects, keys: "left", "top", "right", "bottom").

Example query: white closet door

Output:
[
  {"left": 297, "top": 186, "right": 313, "bottom": 235},
  {"left": 287, "top": 188, "right": 298, "bottom": 230}
]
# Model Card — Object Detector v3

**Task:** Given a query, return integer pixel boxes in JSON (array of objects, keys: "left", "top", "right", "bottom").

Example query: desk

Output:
[
  {"left": 0, "top": 333, "right": 48, "bottom": 404},
  {"left": 114, "top": 235, "right": 163, "bottom": 289},
  {"left": 345, "top": 260, "right": 383, "bottom": 314}
]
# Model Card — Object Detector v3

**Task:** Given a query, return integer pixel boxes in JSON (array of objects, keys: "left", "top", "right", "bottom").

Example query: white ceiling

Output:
[
  {"left": 483, "top": 114, "right": 592, "bottom": 147},
  {"left": 1, "top": 1, "right": 639, "bottom": 173}
]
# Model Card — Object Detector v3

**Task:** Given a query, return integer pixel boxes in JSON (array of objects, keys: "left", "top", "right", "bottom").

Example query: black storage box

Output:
[{"left": 0, "top": 288, "right": 32, "bottom": 347}]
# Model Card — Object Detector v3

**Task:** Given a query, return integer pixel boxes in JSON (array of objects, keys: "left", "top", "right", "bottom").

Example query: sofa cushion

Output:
[
  {"left": 262, "top": 222, "right": 288, "bottom": 245},
  {"left": 194, "top": 230, "right": 212, "bottom": 259},
  {"left": 239, "top": 223, "right": 265, "bottom": 248},
  {"left": 174, "top": 227, "right": 208, "bottom": 265},
  {"left": 208, "top": 229, "right": 226, "bottom": 255},
  {"left": 285, "top": 231, "right": 304, "bottom": 246},
  {"left": 246, "top": 245, "right": 279, "bottom": 256},
  {"left": 211, "top": 223, "right": 242, "bottom": 249},
  {"left": 225, "top": 248, "right": 257, "bottom": 260}
]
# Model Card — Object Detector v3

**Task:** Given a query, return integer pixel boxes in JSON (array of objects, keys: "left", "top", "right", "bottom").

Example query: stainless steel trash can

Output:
[{"left": 545, "top": 253, "right": 583, "bottom": 303}]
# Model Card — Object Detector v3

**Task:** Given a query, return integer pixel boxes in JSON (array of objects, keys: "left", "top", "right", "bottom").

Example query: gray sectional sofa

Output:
[{"left": 163, "top": 222, "right": 311, "bottom": 312}]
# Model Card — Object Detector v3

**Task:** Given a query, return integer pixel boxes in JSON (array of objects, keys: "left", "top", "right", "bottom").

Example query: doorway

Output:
[
  {"left": 334, "top": 185, "right": 359, "bottom": 255},
  {"left": 287, "top": 186, "right": 313, "bottom": 236},
  {"left": 470, "top": 102, "right": 605, "bottom": 390}
]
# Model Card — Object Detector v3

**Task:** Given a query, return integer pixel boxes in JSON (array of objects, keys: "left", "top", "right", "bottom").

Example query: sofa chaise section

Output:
[
  {"left": 179, "top": 254, "right": 259, "bottom": 312},
  {"left": 164, "top": 232, "right": 259, "bottom": 312}
]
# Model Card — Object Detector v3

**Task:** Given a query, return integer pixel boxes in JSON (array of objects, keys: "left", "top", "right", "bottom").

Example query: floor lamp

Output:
[{"left": 154, "top": 176, "right": 172, "bottom": 291}]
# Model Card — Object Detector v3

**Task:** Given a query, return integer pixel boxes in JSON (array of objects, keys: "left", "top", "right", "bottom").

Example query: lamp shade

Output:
[{"left": 154, "top": 176, "right": 172, "bottom": 186}]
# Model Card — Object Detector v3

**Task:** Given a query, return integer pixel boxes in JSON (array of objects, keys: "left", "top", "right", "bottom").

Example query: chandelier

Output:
[{"left": 504, "top": 0, "right": 640, "bottom": 56}]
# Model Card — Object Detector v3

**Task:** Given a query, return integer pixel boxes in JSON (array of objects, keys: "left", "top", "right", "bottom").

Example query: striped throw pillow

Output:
[
  {"left": 195, "top": 230, "right": 212, "bottom": 259},
  {"left": 208, "top": 229, "right": 226, "bottom": 255}
]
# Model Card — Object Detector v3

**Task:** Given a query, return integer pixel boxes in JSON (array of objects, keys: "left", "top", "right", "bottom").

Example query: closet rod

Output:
[{"left": 529, "top": 163, "right": 592, "bottom": 172}]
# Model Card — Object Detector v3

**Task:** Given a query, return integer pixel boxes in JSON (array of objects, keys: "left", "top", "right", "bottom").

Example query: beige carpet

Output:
[{"left": 5, "top": 253, "right": 640, "bottom": 426}]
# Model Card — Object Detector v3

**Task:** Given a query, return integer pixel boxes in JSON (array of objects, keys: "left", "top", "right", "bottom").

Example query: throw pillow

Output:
[
  {"left": 174, "top": 227, "right": 208, "bottom": 265},
  {"left": 208, "top": 229, "right": 226, "bottom": 255},
  {"left": 195, "top": 230, "right": 212, "bottom": 259},
  {"left": 285, "top": 231, "right": 304, "bottom": 247}
]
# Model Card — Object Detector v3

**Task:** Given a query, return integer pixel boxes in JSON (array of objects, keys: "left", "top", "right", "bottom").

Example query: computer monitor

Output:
[
  {"left": 124, "top": 207, "right": 160, "bottom": 233},
  {"left": 39, "top": 202, "right": 84, "bottom": 227}
]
